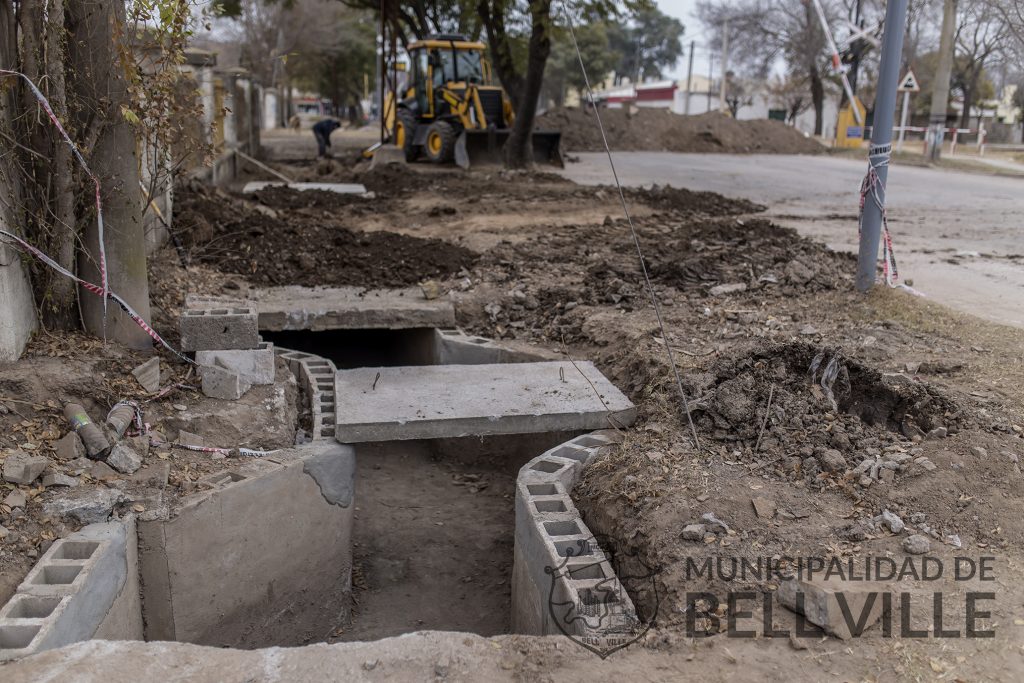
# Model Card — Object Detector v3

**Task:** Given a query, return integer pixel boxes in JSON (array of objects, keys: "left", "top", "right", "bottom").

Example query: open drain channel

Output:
[{"left": 0, "top": 291, "right": 639, "bottom": 659}]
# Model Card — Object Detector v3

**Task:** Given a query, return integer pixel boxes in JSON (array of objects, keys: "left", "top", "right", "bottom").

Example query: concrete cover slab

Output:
[
  {"left": 334, "top": 361, "right": 636, "bottom": 442},
  {"left": 241, "top": 181, "right": 367, "bottom": 194},
  {"left": 187, "top": 286, "right": 455, "bottom": 331}
]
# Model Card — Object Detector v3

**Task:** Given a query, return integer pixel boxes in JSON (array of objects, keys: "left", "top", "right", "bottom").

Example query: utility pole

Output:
[
  {"left": 707, "top": 54, "right": 714, "bottom": 112},
  {"left": 719, "top": 18, "right": 729, "bottom": 112},
  {"left": 925, "top": 0, "right": 956, "bottom": 161},
  {"left": 684, "top": 40, "right": 695, "bottom": 115},
  {"left": 856, "top": 0, "right": 909, "bottom": 292}
]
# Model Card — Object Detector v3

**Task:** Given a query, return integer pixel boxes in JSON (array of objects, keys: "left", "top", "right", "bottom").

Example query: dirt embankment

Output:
[{"left": 539, "top": 108, "right": 824, "bottom": 155}]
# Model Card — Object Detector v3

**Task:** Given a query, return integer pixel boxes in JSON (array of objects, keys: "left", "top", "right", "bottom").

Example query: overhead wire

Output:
[{"left": 559, "top": 1, "right": 701, "bottom": 452}]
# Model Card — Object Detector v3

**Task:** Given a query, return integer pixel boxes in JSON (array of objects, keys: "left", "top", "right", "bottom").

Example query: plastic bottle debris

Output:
[{"left": 63, "top": 403, "right": 111, "bottom": 460}]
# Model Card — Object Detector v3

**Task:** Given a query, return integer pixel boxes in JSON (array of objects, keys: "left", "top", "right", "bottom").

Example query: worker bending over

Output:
[{"left": 312, "top": 118, "right": 341, "bottom": 158}]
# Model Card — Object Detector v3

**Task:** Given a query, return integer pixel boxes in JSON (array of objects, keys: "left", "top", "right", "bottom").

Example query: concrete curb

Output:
[{"left": 511, "top": 430, "right": 639, "bottom": 638}]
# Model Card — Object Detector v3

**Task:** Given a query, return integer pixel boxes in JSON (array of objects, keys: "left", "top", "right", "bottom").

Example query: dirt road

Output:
[{"left": 561, "top": 152, "right": 1024, "bottom": 328}]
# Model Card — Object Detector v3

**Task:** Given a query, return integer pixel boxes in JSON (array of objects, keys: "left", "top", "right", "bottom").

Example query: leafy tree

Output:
[
  {"left": 607, "top": 6, "right": 684, "bottom": 83},
  {"left": 544, "top": 22, "right": 620, "bottom": 106}
]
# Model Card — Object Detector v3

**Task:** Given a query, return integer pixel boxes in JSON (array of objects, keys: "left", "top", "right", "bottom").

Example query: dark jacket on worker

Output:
[
  {"left": 313, "top": 119, "right": 341, "bottom": 137},
  {"left": 313, "top": 119, "right": 342, "bottom": 157}
]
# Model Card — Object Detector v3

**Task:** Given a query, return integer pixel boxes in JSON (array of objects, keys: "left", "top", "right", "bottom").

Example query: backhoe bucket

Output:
[
  {"left": 454, "top": 129, "right": 564, "bottom": 169},
  {"left": 530, "top": 130, "right": 564, "bottom": 168},
  {"left": 455, "top": 129, "right": 510, "bottom": 169}
]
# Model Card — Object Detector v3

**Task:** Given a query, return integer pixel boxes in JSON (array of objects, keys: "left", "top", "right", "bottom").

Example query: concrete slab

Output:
[
  {"left": 187, "top": 286, "right": 455, "bottom": 331},
  {"left": 334, "top": 361, "right": 636, "bottom": 442},
  {"left": 241, "top": 181, "right": 367, "bottom": 194}
]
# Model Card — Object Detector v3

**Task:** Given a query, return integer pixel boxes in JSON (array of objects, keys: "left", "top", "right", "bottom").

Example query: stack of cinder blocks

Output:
[{"left": 180, "top": 307, "right": 275, "bottom": 400}]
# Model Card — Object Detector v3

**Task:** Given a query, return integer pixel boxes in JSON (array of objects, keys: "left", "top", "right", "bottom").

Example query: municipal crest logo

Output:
[{"left": 545, "top": 535, "right": 660, "bottom": 658}]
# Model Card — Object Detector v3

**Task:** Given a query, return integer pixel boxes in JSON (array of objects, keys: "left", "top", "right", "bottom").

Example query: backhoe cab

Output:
[{"left": 383, "top": 35, "right": 562, "bottom": 169}]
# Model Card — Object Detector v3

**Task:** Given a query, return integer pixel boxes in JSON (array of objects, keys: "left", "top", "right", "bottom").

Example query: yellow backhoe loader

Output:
[{"left": 377, "top": 34, "right": 562, "bottom": 169}]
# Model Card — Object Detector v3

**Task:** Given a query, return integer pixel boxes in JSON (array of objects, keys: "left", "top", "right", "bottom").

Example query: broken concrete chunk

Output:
[
  {"left": 106, "top": 442, "right": 143, "bottom": 474},
  {"left": 131, "top": 357, "right": 161, "bottom": 393},
  {"left": 681, "top": 524, "right": 706, "bottom": 541},
  {"left": 777, "top": 576, "right": 887, "bottom": 639},
  {"left": 751, "top": 497, "right": 776, "bottom": 519},
  {"left": 709, "top": 282, "right": 747, "bottom": 296},
  {"left": 2, "top": 451, "right": 49, "bottom": 485},
  {"left": 42, "top": 486, "right": 125, "bottom": 524},
  {"left": 3, "top": 488, "right": 27, "bottom": 509},
  {"left": 41, "top": 472, "right": 79, "bottom": 488},
  {"left": 881, "top": 509, "right": 904, "bottom": 534},
  {"left": 201, "top": 364, "right": 253, "bottom": 400},
  {"left": 89, "top": 461, "right": 119, "bottom": 480},
  {"left": 701, "top": 512, "right": 730, "bottom": 534},
  {"left": 925, "top": 427, "right": 947, "bottom": 440},
  {"left": 195, "top": 343, "right": 275, "bottom": 386},
  {"left": 177, "top": 431, "right": 205, "bottom": 448},
  {"left": 54, "top": 432, "right": 87, "bottom": 461}
]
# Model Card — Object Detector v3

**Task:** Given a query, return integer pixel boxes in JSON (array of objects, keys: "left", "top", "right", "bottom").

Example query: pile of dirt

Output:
[
  {"left": 687, "top": 341, "right": 967, "bottom": 476},
  {"left": 173, "top": 184, "right": 478, "bottom": 288},
  {"left": 539, "top": 108, "right": 824, "bottom": 155},
  {"left": 468, "top": 215, "right": 853, "bottom": 344}
]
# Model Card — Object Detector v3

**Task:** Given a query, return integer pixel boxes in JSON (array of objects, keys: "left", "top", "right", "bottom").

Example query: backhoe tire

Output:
[
  {"left": 396, "top": 109, "right": 419, "bottom": 162},
  {"left": 424, "top": 121, "right": 457, "bottom": 164}
]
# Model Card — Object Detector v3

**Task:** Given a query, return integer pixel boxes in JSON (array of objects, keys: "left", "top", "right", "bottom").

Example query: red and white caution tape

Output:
[
  {"left": 856, "top": 145, "right": 921, "bottom": 294},
  {"left": 0, "top": 69, "right": 109, "bottom": 316},
  {"left": 149, "top": 436, "right": 278, "bottom": 458},
  {"left": 0, "top": 227, "right": 195, "bottom": 363}
]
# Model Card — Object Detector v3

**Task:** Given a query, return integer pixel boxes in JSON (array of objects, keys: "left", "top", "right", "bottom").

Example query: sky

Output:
[{"left": 656, "top": 0, "right": 716, "bottom": 83}]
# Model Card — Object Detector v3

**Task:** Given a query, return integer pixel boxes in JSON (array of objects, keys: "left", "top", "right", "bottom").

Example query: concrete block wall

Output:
[
  {"left": 277, "top": 347, "right": 337, "bottom": 440},
  {"left": 511, "top": 431, "right": 639, "bottom": 638},
  {"left": 0, "top": 519, "right": 141, "bottom": 661},
  {"left": 433, "top": 328, "right": 560, "bottom": 365},
  {"left": 137, "top": 441, "right": 355, "bottom": 647}
]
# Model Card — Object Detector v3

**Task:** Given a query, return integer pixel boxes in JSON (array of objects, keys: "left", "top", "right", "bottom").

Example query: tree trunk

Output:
[
  {"left": 809, "top": 67, "right": 824, "bottom": 136},
  {"left": 68, "top": 0, "right": 152, "bottom": 349},
  {"left": 477, "top": 0, "right": 524, "bottom": 109},
  {"left": 17, "top": 0, "right": 79, "bottom": 328},
  {"left": 960, "top": 84, "right": 973, "bottom": 129},
  {"left": 505, "top": 0, "right": 552, "bottom": 169}
]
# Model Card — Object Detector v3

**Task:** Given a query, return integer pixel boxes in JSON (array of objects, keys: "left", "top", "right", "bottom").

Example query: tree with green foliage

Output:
[
  {"left": 607, "top": 6, "right": 684, "bottom": 83},
  {"left": 544, "top": 22, "right": 620, "bottom": 106}
]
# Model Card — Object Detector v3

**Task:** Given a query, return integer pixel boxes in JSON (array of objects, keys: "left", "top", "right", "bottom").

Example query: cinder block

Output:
[
  {"left": 1, "top": 521, "right": 133, "bottom": 660},
  {"left": 195, "top": 342, "right": 275, "bottom": 386},
  {"left": 2, "top": 452, "right": 48, "bottom": 485},
  {"left": 200, "top": 364, "right": 252, "bottom": 400},
  {"left": 179, "top": 307, "right": 258, "bottom": 352}
]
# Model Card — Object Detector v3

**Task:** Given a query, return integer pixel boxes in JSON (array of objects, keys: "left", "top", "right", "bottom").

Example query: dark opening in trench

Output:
[{"left": 262, "top": 328, "right": 438, "bottom": 369}]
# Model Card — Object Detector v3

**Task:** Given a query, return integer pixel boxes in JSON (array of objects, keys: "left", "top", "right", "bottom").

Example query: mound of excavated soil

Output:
[
  {"left": 539, "top": 108, "right": 823, "bottom": 154},
  {"left": 174, "top": 184, "right": 477, "bottom": 288}
]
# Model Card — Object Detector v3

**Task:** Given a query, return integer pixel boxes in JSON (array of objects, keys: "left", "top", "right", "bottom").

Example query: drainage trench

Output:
[{"left": 0, "top": 321, "right": 638, "bottom": 658}]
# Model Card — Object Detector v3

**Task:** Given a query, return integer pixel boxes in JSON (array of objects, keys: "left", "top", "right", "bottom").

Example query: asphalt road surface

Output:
[{"left": 561, "top": 152, "right": 1024, "bottom": 329}]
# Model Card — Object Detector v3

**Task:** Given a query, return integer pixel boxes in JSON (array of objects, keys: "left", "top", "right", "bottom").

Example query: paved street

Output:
[{"left": 561, "top": 152, "right": 1024, "bottom": 328}]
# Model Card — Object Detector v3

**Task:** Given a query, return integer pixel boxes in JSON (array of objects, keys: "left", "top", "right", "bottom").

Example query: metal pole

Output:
[
  {"left": 897, "top": 90, "right": 910, "bottom": 151},
  {"left": 718, "top": 18, "right": 729, "bottom": 112},
  {"left": 856, "top": 0, "right": 909, "bottom": 293},
  {"left": 684, "top": 40, "right": 694, "bottom": 115}
]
